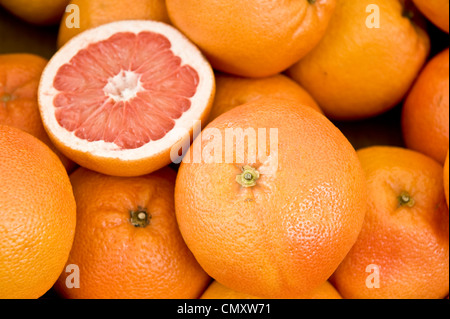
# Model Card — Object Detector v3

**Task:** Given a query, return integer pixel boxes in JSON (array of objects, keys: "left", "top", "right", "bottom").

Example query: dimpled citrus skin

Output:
[
  {"left": 175, "top": 98, "right": 367, "bottom": 299},
  {"left": 57, "top": 0, "right": 170, "bottom": 48},
  {"left": 0, "top": 125, "right": 76, "bottom": 299},
  {"left": 166, "top": 0, "right": 337, "bottom": 77},
  {"left": 331, "top": 146, "right": 449, "bottom": 299},
  {"left": 412, "top": 0, "right": 449, "bottom": 33},
  {"left": 288, "top": 0, "right": 430, "bottom": 121},
  {"left": 402, "top": 48, "right": 449, "bottom": 165},
  {"left": 206, "top": 73, "right": 322, "bottom": 125},
  {"left": 54, "top": 166, "right": 211, "bottom": 299},
  {"left": 444, "top": 151, "right": 449, "bottom": 208}
]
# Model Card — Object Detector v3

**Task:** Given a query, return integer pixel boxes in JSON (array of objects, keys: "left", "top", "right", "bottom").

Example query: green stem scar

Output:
[
  {"left": 1, "top": 93, "right": 12, "bottom": 103},
  {"left": 236, "top": 165, "right": 260, "bottom": 188},
  {"left": 130, "top": 208, "right": 150, "bottom": 227},
  {"left": 402, "top": 9, "right": 414, "bottom": 20},
  {"left": 398, "top": 191, "right": 415, "bottom": 208},
  {"left": 308, "top": 0, "right": 317, "bottom": 4}
]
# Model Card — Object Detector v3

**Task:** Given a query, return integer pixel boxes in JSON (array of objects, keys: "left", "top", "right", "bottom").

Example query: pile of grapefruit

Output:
[{"left": 0, "top": 0, "right": 448, "bottom": 300}]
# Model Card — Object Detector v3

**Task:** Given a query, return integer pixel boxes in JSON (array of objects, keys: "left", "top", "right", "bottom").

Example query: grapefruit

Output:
[
  {"left": 206, "top": 72, "right": 322, "bottom": 125},
  {"left": 174, "top": 98, "right": 367, "bottom": 299},
  {"left": 54, "top": 167, "right": 210, "bottom": 299},
  {"left": 57, "top": 0, "right": 171, "bottom": 48},
  {"left": 402, "top": 48, "right": 449, "bottom": 165},
  {"left": 0, "top": 125, "right": 76, "bottom": 299},
  {"left": 0, "top": 0, "right": 69, "bottom": 25},
  {"left": 0, "top": 53, "right": 76, "bottom": 173},
  {"left": 166, "top": 0, "right": 337, "bottom": 78},
  {"left": 287, "top": 0, "right": 430, "bottom": 121},
  {"left": 38, "top": 20, "right": 215, "bottom": 177},
  {"left": 445, "top": 151, "right": 449, "bottom": 208},
  {"left": 200, "top": 280, "right": 342, "bottom": 299},
  {"left": 412, "top": 0, "right": 449, "bottom": 33},
  {"left": 331, "top": 146, "right": 449, "bottom": 299}
]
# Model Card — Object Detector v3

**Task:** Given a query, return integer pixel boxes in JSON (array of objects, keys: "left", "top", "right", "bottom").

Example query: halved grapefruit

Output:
[{"left": 38, "top": 20, "right": 215, "bottom": 177}]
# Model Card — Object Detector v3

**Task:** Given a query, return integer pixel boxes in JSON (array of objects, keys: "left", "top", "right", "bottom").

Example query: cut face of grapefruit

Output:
[{"left": 39, "top": 20, "right": 215, "bottom": 177}]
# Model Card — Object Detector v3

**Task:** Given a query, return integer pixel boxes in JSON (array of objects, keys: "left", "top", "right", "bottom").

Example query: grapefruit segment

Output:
[{"left": 39, "top": 20, "right": 215, "bottom": 176}]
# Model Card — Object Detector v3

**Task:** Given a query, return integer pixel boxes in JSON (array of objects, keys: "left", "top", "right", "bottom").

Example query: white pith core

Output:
[{"left": 104, "top": 70, "right": 144, "bottom": 102}]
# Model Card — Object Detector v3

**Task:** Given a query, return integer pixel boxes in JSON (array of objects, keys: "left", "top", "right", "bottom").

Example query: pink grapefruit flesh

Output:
[{"left": 53, "top": 31, "right": 199, "bottom": 150}]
